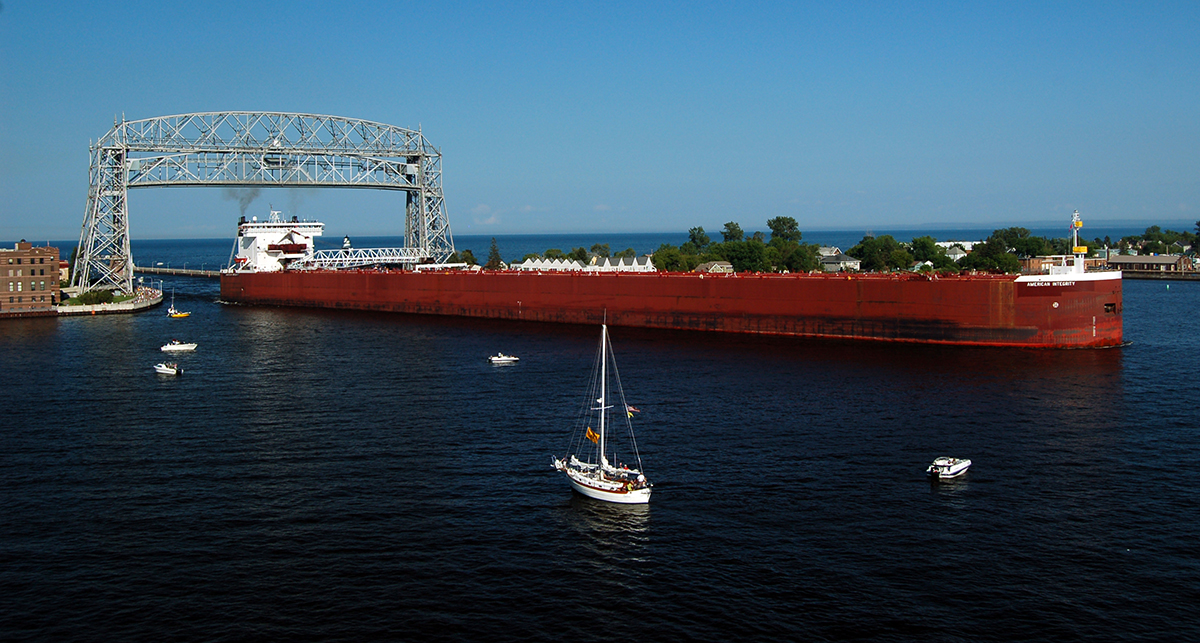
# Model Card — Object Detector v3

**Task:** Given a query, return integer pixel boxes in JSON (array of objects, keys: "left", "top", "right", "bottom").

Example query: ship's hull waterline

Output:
[{"left": 220, "top": 269, "right": 1122, "bottom": 348}]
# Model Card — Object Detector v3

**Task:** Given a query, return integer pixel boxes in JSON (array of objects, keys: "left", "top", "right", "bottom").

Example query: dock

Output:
[{"left": 134, "top": 266, "right": 221, "bottom": 278}]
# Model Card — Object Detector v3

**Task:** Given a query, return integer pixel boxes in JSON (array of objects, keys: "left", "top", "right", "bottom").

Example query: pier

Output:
[
  {"left": 134, "top": 265, "right": 220, "bottom": 279},
  {"left": 58, "top": 287, "right": 164, "bottom": 316}
]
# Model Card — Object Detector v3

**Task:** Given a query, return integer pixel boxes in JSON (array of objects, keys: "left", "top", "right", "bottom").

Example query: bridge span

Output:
[{"left": 73, "top": 112, "right": 456, "bottom": 295}]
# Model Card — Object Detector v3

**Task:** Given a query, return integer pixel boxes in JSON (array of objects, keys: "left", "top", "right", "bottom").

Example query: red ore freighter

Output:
[{"left": 220, "top": 210, "right": 1122, "bottom": 348}]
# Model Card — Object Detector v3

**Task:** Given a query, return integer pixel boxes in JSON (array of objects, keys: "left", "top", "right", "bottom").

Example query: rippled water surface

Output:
[{"left": 2, "top": 275, "right": 1198, "bottom": 641}]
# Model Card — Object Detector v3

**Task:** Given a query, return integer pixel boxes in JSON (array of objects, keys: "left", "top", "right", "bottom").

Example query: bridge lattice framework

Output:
[{"left": 74, "top": 111, "right": 455, "bottom": 294}]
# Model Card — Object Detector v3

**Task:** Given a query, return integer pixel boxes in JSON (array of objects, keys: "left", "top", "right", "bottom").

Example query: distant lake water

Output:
[
  {"left": 2, "top": 239, "right": 1198, "bottom": 641},
  {"left": 11, "top": 223, "right": 1156, "bottom": 273}
]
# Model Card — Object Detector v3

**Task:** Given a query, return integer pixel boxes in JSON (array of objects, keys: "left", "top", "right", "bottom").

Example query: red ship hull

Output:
[{"left": 220, "top": 269, "right": 1123, "bottom": 348}]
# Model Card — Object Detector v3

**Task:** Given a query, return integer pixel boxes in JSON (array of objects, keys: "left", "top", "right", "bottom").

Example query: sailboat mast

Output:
[{"left": 599, "top": 324, "right": 607, "bottom": 468}]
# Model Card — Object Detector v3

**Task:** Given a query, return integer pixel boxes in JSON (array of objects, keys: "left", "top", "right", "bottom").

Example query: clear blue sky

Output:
[{"left": 2, "top": 1, "right": 1197, "bottom": 240}]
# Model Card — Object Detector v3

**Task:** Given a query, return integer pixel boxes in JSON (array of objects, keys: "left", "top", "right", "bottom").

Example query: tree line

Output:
[
  {"left": 652, "top": 217, "right": 822, "bottom": 273},
  {"left": 446, "top": 220, "right": 1200, "bottom": 274},
  {"left": 1114, "top": 223, "right": 1198, "bottom": 255}
]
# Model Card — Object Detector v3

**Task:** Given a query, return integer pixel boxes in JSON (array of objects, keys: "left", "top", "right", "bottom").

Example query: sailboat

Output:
[
  {"left": 167, "top": 288, "right": 190, "bottom": 318},
  {"left": 553, "top": 323, "right": 652, "bottom": 504}
]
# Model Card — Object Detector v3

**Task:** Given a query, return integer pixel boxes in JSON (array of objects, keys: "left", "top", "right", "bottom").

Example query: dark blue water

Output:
[{"left": 3, "top": 247, "right": 1198, "bottom": 641}]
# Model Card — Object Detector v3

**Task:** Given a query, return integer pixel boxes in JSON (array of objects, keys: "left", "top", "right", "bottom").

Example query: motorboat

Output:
[
  {"left": 161, "top": 340, "right": 198, "bottom": 352},
  {"left": 927, "top": 457, "right": 971, "bottom": 480},
  {"left": 488, "top": 353, "right": 520, "bottom": 364},
  {"left": 553, "top": 323, "right": 652, "bottom": 504},
  {"left": 153, "top": 362, "right": 182, "bottom": 375}
]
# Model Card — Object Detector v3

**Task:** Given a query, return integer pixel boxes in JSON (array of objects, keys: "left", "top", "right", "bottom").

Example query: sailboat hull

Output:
[{"left": 566, "top": 476, "right": 652, "bottom": 504}]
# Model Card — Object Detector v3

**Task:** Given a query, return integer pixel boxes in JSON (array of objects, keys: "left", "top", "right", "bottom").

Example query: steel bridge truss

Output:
[
  {"left": 74, "top": 112, "right": 455, "bottom": 294},
  {"left": 305, "top": 246, "right": 432, "bottom": 270}
]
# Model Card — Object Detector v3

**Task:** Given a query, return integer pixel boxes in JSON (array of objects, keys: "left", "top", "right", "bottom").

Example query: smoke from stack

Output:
[{"left": 223, "top": 188, "right": 261, "bottom": 215}]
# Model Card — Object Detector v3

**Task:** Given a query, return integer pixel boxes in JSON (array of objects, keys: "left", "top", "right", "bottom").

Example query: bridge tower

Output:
[{"left": 73, "top": 112, "right": 456, "bottom": 295}]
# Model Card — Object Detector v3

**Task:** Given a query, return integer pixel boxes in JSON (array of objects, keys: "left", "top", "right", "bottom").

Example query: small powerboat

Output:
[
  {"left": 161, "top": 340, "right": 198, "bottom": 352},
  {"left": 153, "top": 362, "right": 182, "bottom": 375},
  {"left": 927, "top": 457, "right": 971, "bottom": 480},
  {"left": 488, "top": 353, "right": 520, "bottom": 364}
]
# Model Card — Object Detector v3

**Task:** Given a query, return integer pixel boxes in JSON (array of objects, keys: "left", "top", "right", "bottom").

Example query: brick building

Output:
[{"left": 2, "top": 241, "right": 61, "bottom": 318}]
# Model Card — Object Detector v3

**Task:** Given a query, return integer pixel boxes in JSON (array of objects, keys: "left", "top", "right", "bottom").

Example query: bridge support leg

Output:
[{"left": 74, "top": 142, "right": 134, "bottom": 295}]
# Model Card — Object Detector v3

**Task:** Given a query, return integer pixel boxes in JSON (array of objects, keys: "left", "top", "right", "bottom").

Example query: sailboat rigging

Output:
[
  {"left": 553, "top": 323, "right": 652, "bottom": 504},
  {"left": 167, "top": 287, "right": 190, "bottom": 318}
]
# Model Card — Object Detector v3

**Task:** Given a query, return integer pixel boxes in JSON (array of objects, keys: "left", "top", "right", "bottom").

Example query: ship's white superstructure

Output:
[{"left": 228, "top": 209, "right": 323, "bottom": 273}]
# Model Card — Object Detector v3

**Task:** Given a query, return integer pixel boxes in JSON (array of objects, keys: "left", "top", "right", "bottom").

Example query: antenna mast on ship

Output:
[{"left": 1071, "top": 210, "right": 1086, "bottom": 273}]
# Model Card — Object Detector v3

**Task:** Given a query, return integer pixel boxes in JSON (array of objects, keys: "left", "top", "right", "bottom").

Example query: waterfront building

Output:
[
  {"left": 694, "top": 261, "right": 734, "bottom": 274},
  {"left": 820, "top": 253, "right": 861, "bottom": 272},
  {"left": 2, "top": 241, "right": 61, "bottom": 318},
  {"left": 588, "top": 256, "right": 655, "bottom": 272},
  {"left": 514, "top": 257, "right": 585, "bottom": 272},
  {"left": 1106, "top": 254, "right": 1192, "bottom": 273}
]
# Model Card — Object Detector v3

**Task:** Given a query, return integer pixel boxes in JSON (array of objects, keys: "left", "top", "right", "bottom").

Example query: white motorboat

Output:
[
  {"left": 153, "top": 362, "right": 182, "bottom": 375},
  {"left": 927, "top": 457, "right": 971, "bottom": 480},
  {"left": 488, "top": 353, "right": 520, "bottom": 364},
  {"left": 161, "top": 340, "right": 198, "bottom": 352},
  {"left": 553, "top": 323, "right": 652, "bottom": 504}
]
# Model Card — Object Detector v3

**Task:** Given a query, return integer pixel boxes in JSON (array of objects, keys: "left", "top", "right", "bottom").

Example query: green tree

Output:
[
  {"left": 520, "top": 253, "right": 541, "bottom": 262},
  {"left": 1142, "top": 240, "right": 1167, "bottom": 254},
  {"left": 722, "top": 221, "right": 744, "bottom": 242},
  {"left": 721, "top": 239, "right": 769, "bottom": 272},
  {"left": 890, "top": 248, "right": 915, "bottom": 269},
  {"left": 1049, "top": 237, "right": 1072, "bottom": 255},
  {"left": 544, "top": 248, "right": 566, "bottom": 260},
  {"left": 688, "top": 226, "right": 710, "bottom": 250},
  {"left": 568, "top": 247, "right": 589, "bottom": 263},
  {"left": 958, "top": 236, "right": 1021, "bottom": 272},
  {"left": 484, "top": 238, "right": 504, "bottom": 270},
  {"left": 652, "top": 244, "right": 686, "bottom": 272},
  {"left": 767, "top": 216, "right": 801, "bottom": 243},
  {"left": 79, "top": 290, "right": 114, "bottom": 305},
  {"left": 449, "top": 249, "right": 478, "bottom": 265},
  {"left": 614, "top": 247, "right": 637, "bottom": 259},
  {"left": 590, "top": 243, "right": 611, "bottom": 258},
  {"left": 848, "top": 235, "right": 910, "bottom": 271},
  {"left": 910, "top": 236, "right": 956, "bottom": 270},
  {"left": 987, "top": 227, "right": 1052, "bottom": 257},
  {"left": 766, "top": 241, "right": 820, "bottom": 272}
]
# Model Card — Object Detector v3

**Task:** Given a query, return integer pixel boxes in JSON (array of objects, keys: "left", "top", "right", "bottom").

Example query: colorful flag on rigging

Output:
[{"left": 585, "top": 427, "right": 599, "bottom": 443}]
